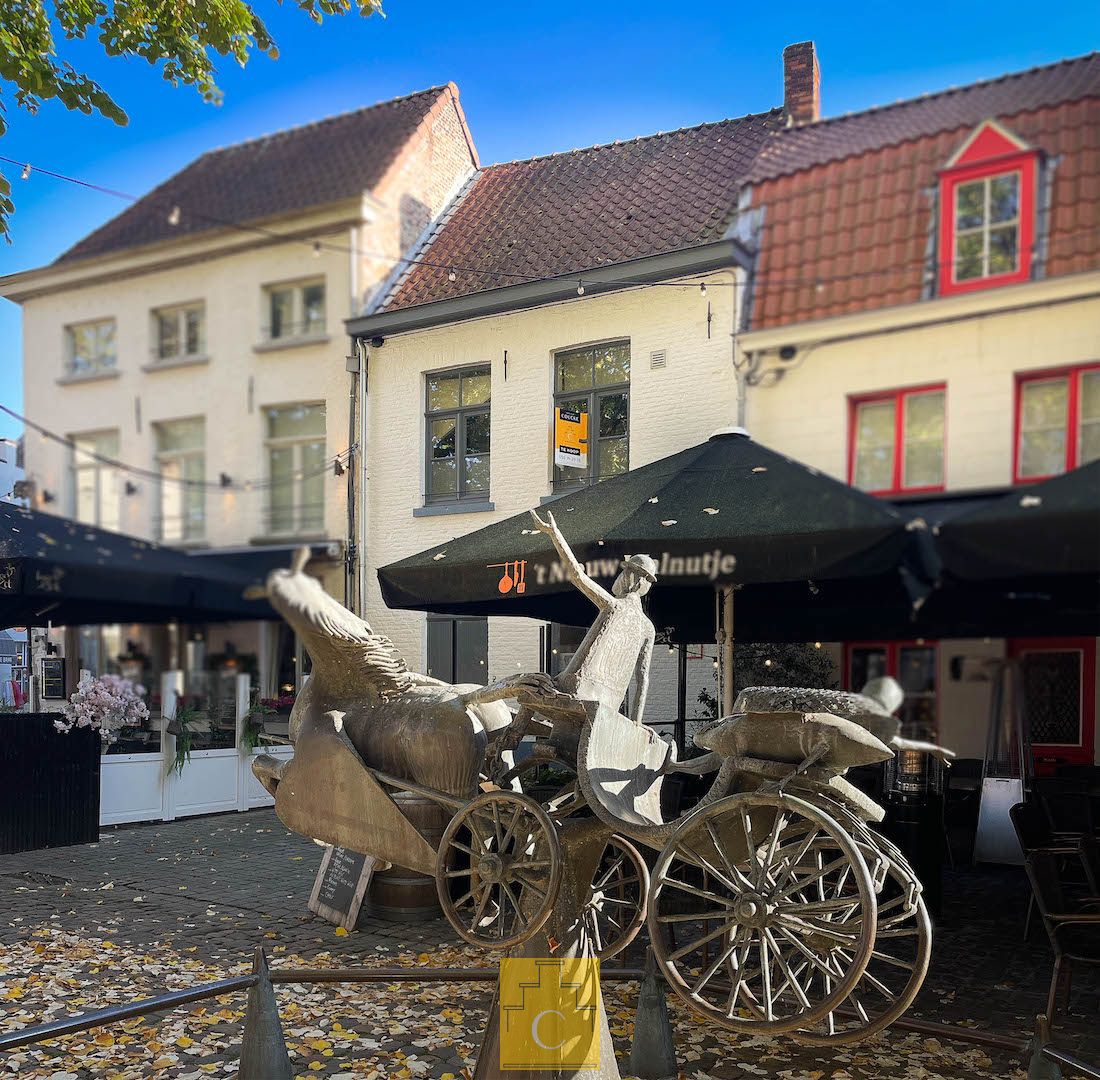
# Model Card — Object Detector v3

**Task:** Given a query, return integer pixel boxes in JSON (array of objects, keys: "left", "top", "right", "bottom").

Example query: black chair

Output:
[
  {"left": 1033, "top": 777, "right": 1095, "bottom": 841},
  {"left": 1023, "top": 849, "right": 1100, "bottom": 1025}
]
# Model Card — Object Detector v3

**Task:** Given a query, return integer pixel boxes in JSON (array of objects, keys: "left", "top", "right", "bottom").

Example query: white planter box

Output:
[
  {"left": 171, "top": 747, "right": 241, "bottom": 818},
  {"left": 101, "top": 753, "right": 164, "bottom": 826}
]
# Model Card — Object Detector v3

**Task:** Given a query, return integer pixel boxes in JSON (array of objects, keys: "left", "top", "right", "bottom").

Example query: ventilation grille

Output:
[{"left": 650, "top": 350, "right": 667, "bottom": 370}]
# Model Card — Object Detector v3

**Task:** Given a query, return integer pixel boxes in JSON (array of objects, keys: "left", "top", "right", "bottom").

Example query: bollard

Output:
[
  {"left": 627, "top": 948, "right": 677, "bottom": 1080},
  {"left": 1028, "top": 1014, "right": 1063, "bottom": 1080},
  {"left": 238, "top": 948, "right": 293, "bottom": 1080}
]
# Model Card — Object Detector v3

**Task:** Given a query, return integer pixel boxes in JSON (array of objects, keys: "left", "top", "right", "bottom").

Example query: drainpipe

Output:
[
  {"left": 357, "top": 339, "right": 370, "bottom": 619},
  {"left": 344, "top": 351, "right": 358, "bottom": 611}
]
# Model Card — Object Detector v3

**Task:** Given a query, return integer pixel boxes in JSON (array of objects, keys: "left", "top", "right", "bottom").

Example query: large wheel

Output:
[
  {"left": 648, "top": 791, "right": 877, "bottom": 1034},
  {"left": 581, "top": 835, "right": 650, "bottom": 961},
  {"left": 436, "top": 790, "right": 562, "bottom": 950},
  {"left": 794, "top": 841, "right": 932, "bottom": 1045}
]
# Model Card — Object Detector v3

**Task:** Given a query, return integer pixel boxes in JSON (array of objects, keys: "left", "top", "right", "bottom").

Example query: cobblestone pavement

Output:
[{"left": 0, "top": 809, "right": 1097, "bottom": 1078}]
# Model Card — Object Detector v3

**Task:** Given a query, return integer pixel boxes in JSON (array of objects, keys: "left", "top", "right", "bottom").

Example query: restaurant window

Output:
[
  {"left": 938, "top": 120, "right": 1037, "bottom": 297},
  {"left": 265, "top": 403, "right": 326, "bottom": 535},
  {"left": 1010, "top": 638, "right": 1096, "bottom": 767},
  {"left": 426, "top": 615, "right": 487, "bottom": 684},
  {"left": 1015, "top": 364, "right": 1100, "bottom": 482},
  {"left": 848, "top": 641, "right": 938, "bottom": 743},
  {"left": 71, "top": 429, "right": 120, "bottom": 530},
  {"left": 66, "top": 318, "right": 116, "bottom": 377},
  {"left": 263, "top": 279, "right": 326, "bottom": 341},
  {"left": 553, "top": 340, "right": 630, "bottom": 491},
  {"left": 154, "top": 417, "right": 205, "bottom": 542},
  {"left": 153, "top": 302, "right": 205, "bottom": 362},
  {"left": 425, "top": 367, "right": 491, "bottom": 503},
  {"left": 849, "top": 385, "right": 946, "bottom": 494}
]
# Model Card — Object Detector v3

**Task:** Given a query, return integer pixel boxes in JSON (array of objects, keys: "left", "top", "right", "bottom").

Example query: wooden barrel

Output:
[{"left": 367, "top": 792, "right": 448, "bottom": 922}]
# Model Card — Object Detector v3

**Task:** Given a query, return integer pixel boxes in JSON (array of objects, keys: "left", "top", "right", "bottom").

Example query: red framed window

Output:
[
  {"left": 1009, "top": 638, "right": 1097, "bottom": 767},
  {"left": 845, "top": 640, "right": 939, "bottom": 743},
  {"left": 1014, "top": 363, "right": 1100, "bottom": 482},
  {"left": 848, "top": 384, "right": 946, "bottom": 494},
  {"left": 938, "top": 120, "right": 1038, "bottom": 297}
]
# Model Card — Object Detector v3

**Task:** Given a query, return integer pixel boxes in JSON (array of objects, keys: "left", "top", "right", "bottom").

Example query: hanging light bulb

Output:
[
  {"left": 312, "top": 241, "right": 322, "bottom": 257},
  {"left": 712, "top": 657, "right": 719, "bottom": 669},
  {"left": 219, "top": 472, "right": 232, "bottom": 488},
  {"left": 764, "top": 658, "right": 773, "bottom": 667},
  {"left": 700, "top": 282, "right": 707, "bottom": 297},
  {"left": 333, "top": 458, "right": 346, "bottom": 477},
  {"left": 21, "top": 163, "right": 31, "bottom": 181},
  {"left": 167, "top": 205, "right": 181, "bottom": 226},
  {"left": 576, "top": 282, "right": 585, "bottom": 296},
  {"left": 447, "top": 267, "right": 457, "bottom": 282},
  {"left": 813, "top": 641, "right": 822, "bottom": 649}
]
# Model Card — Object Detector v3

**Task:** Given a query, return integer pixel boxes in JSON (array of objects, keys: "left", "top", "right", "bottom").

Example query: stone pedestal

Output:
[{"left": 473, "top": 819, "right": 621, "bottom": 1080}]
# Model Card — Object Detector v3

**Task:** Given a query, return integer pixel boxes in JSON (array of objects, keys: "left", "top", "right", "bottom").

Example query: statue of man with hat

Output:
[{"left": 528, "top": 508, "right": 658, "bottom": 725}]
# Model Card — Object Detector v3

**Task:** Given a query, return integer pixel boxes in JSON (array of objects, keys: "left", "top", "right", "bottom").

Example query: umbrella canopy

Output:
[
  {"left": 378, "top": 430, "right": 940, "bottom": 642},
  {"left": 0, "top": 503, "right": 276, "bottom": 629},
  {"left": 936, "top": 460, "right": 1100, "bottom": 579},
  {"left": 916, "top": 461, "right": 1100, "bottom": 637}
]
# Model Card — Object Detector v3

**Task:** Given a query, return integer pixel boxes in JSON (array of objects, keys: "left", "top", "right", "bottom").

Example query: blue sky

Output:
[{"left": 0, "top": 0, "right": 1096, "bottom": 439}]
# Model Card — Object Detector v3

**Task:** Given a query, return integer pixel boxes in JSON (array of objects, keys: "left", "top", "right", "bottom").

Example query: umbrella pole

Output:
[{"left": 717, "top": 585, "right": 735, "bottom": 717}]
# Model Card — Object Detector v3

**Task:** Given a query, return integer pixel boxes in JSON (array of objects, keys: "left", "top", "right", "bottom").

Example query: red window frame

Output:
[
  {"left": 1014, "top": 362, "right": 1100, "bottom": 483},
  {"left": 843, "top": 639, "right": 940, "bottom": 741},
  {"left": 1009, "top": 637, "right": 1097, "bottom": 767},
  {"left": 938, "top": 122, "right": 1038, "bottom": 298},
  {"left": 847, "top": 383, "right": 947, "bottom": 495}
]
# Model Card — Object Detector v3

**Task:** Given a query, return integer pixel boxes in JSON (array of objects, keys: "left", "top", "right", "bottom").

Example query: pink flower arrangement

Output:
[{"left": 55, "top": 673, "right": 149, "bottom": 744}]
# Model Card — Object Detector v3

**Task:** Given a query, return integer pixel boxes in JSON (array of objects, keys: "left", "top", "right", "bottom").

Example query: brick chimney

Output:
[{"left": 783, "top": 41, "right": 820, "bottom": 125}]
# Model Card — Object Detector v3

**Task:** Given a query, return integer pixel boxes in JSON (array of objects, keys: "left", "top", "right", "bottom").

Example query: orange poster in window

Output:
[{"left": 554, "top": 407, "right": 588, "bottom": 470}]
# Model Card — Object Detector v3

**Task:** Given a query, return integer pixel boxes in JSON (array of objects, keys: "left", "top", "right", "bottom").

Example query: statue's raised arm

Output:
[{"left": 530, "top": 509, "right": 613, "bottom": 609}]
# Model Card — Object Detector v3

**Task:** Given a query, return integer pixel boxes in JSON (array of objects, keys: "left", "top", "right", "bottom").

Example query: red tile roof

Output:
[
  {"left": 748, "top": 55, "right": 1100, "bottom": 330},
  {"left": 57, "top": 86, "right": 457, "bottom": 264},
  {"left": 749, "top": 52, "right": 1100, "bottom": 182},
  {"left": 384, "top": 110, "right": 784, "bottom": 310}
]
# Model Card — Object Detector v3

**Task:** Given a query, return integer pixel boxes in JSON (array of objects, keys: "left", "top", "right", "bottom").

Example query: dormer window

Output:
[{"left": 938, "top": 120, "right": 1038, "bottom": 297}]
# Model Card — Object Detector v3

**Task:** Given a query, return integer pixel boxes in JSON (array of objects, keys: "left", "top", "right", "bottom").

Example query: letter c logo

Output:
[{"left": 531, "top": 1009, "right": 566, "bottom": 1050}]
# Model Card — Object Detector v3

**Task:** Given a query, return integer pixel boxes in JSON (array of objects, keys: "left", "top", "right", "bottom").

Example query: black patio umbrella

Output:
[
  {"left": 378, "top": 429, "right": 941, "bottom": 645},
  {"left": 919, "top": 460, "right": 1100, "bottom": 637},
  {"left": 0, "top": 503, "right": 276, "bottom": 629}
]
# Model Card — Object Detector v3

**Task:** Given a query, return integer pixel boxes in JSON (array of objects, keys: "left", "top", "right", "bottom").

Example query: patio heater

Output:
[
  {"left": 884, "top": 745, "right": 946, "bottom": 917},
  {"left": 973, "top": 659, "right": 1031, "bottom": 865}
]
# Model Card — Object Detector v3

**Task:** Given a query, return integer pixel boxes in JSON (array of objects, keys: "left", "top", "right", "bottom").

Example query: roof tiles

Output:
[
  {"left": 384, "top": 110, "right": 784, "bottom": 310},
  {"left": 57, "top": 86, "right": 455, "bottom": 264}
]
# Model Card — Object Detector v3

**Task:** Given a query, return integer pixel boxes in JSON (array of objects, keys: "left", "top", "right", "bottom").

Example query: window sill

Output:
[
  {"left": 162, "top": 538, "right": 209, "bottom": 550},
  {"left": 142, "top": 354, "right": 210, "bottom": 373},
  {"left": 413, "top": 500, "right": 495, "bottom": 518},
  {"left": 248, "top": 533, "right": 329, "bottom": 546},
  {"left": 253, "top": 333, "right": 330, "bottom": 354},
  {"left": 56, "top": 369, "right": 120, "bottom": 386}
]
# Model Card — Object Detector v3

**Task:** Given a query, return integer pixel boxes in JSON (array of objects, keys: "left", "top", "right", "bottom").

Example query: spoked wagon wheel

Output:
[
  {"left": 436, "top": 790, "right": 562, "bottom": 950},
  {"left": 648, "top": 791, "right": 877, "bottom": 1034},
  {"left": 581, "top": 834, "right": 650, "bottom": 961},
  {"left": 794, "top": 841, "right": 931, "bottom": 1045}
]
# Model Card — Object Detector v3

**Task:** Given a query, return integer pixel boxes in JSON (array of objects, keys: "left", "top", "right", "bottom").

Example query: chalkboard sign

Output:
[
  {"left": 41, "top": 658, "right": 66, "bottom": 700},
  {"left": 308, "top": 845, "right": 377, "bottom": 930}
]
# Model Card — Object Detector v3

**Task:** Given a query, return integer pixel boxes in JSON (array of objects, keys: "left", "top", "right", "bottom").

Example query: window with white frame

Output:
[
  {"left": 265, "top": 403, "right": 326, "bottom": 534},
  {"left": 66, "top": 318, "right": 116, "bottom": 377},
  {"left": 153, "top": 302, "right": 205, "bottom": 362},
  {"left": 552, "top": 340, "right": 630, "bottom": 490},
  {"left": 154, "top": 418, "right": 205, "bottom": 542},
  {"left": 71, "top": 429, "right": 120, "bottom": 531},
  {"left": 263, "top": 279, "right": 326, "bottom": 341},
  {"left": 425, "top": 368, "right": 491, "bottom": 503}
]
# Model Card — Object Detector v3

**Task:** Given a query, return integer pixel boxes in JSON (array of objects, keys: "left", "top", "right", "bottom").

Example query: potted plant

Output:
[
  {"left": 54, "top": 673, "right": 149, "bottom": 751},
  {"left": 241, "top": 695, "right": 275, "bottom": 752},
  {"left": 165, "top": 704, "right": 203, "bottom": 776}
]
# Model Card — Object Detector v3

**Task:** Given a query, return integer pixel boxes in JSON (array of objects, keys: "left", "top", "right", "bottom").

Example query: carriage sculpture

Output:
[{"left": 251, "top": 530, "right": 934, "bottom": 1049}]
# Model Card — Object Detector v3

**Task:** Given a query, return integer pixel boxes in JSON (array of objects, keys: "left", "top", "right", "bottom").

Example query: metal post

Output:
[
  {"left": 717, "top": 585, "right": 735, "bottom": 716},
  {"left": 628, "top": 949, "right": 677, "bottom": 1080},
  {"left": 239, "top": 948, "right": 293, "bottom": 1080},
  {"left": 675, "top": 644, "right": 687, "bottom": 755}
]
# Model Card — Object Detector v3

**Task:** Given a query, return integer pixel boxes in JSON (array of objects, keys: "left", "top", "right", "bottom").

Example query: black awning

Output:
[
  {"left": 378, "top": 430, "right": 940, "bottom": 643},
  {"left": 0, "top": 504, "right": 277, "bottom": 629}
]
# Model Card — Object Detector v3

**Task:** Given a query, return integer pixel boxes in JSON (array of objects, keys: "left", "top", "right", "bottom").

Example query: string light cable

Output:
[
  {"left": 0, "top": 403, "right": 355, "bottom": 493},
  {"left": 5, "top": 153, "right": 1094, "bottom": 298}
]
